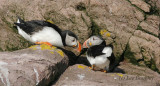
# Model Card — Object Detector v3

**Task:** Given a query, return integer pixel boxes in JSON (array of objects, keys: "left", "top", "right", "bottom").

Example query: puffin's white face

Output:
[
  {"left": 65, "top": 33, "right": 78, "bottom": 47},
  {"left": 65, "top": 32, "right": 82, "bottom": 52},
  {"left": 83, "top": 35, "right": 104, "bottom": 48}
]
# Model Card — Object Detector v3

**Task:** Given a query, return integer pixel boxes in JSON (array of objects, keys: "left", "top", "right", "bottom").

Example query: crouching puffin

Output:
[
  {"left": 83, "top": 35, "right": 115, "bottom": 72},
  {"left": 14, "top": 17, "right": 81, "bottom": 52}
]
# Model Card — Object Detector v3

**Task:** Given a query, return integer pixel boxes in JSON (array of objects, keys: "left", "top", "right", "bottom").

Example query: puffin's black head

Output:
[
  {"left": 62, "top": 30, "right": 81, "bottom": 52},
  {"left": 83, "top": 35, "right": 106, "bottom": 48}
]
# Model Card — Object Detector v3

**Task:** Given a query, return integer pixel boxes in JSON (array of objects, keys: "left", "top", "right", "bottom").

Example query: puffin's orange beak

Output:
[
  {"left": 83, "top": 39, "right": 89, "bottom": 48},
  {"left": 77, "top": 41, "right": 82, "bottom": 52}
]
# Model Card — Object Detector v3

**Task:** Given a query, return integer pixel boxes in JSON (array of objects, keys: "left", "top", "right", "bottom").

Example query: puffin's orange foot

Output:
[
  {"left": 89, "top": 65, "right": 95, "bottom": 70},
  {"left": 89, "top": 66, "right": 92, "bottom": 69},
  {"left": 101, "top": 69, "right": 107, "bottom": 73},
  {"left": 35, "top": 42, "right": 52, "bottom": 46}
]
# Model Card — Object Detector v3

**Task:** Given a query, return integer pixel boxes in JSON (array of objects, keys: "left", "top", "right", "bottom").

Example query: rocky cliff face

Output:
[{"left": 0, "top": 0, "right": 159, "bottom": 85}]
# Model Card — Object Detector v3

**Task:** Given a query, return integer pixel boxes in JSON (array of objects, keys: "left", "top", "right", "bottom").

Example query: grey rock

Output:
[
  {"left": 53, "top": 64, "right": 160, "bottom": 86},
  {"left": 129, "top": 0, "right": 151, "bottom": 12},
  {"left": 0, "top": 45, "right": 69, "bottom": 86},
  {"left": 140, "top": 15, "right": 160, "bottom": 36}
]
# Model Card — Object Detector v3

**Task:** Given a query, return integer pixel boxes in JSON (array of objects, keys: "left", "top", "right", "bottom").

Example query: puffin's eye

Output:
[
  {"left": 93, "top": 37, "right": 95, "bottom": 40},
  {"left": 72, "top": 38, "right": 75, "bottom": 42}
]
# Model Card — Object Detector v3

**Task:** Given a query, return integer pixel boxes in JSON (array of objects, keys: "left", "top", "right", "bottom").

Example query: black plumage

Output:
[
  {"left": 14, "top": 17, "right": 81, "bottom": 50},
  {"left": 14, "top": 17, "right": 62, "bottom": 35},
  {"left": 87, "top": 45, "right": 106, "bottom": 57},
  {"left": 79, "top": 35, "right": 117, "bottom": 72}
]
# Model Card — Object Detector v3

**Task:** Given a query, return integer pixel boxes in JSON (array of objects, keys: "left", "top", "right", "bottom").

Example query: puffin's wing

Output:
[
  {"left": 14, "top": 17, "right": 36, "bottom": 35},
  {"left": 27, "top": 20, "right": 62, "bottom": 35},
  {"left": 108, "top": 53, "right": 115, "bottom": 64},
  {"left": 14, "top": 18, "right": 62, "bottom": 35},
  {"left": 87, "top": 45, "right": 106, "bottom": 57}
]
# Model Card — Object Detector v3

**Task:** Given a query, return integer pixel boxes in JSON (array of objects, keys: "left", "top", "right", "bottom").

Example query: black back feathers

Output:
[
  {"left": 62, "top": 30, "right": 78, "bottom": 39},
  {"left": 14, "top": 17, "right": 62, "bottom": 35}
]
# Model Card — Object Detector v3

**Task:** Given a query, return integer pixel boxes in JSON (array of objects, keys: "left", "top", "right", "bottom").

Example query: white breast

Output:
[
  {"left": 17, "top": 26, "right": 32, "bottom": 42},
  {"left": 31, "top": 27, "right": 64, "bottom": 47},
  {"left": 86, "top": 56, "right": 95, "bottom": 65}
]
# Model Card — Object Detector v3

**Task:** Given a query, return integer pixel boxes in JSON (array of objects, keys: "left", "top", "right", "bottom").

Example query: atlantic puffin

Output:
[
  {"left": 83, "top": 35, "right": 115, "bottom": 72},
  {"left": 14, "top": 17, "right": 81, "bottom": 52},
  {"left": 76, "top": 35, "right": 106, "bottom": 60}
]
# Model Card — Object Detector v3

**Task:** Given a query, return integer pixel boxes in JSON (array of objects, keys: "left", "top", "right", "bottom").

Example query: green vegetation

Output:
[
  {"left": 6, "top": 44, "right": 19, "bottom": 51},
  {"left": 1, "top": 17, "right": 12, "bottom": 28},
  {"left": 124, "top": 44, "right": 140, "bottom": 65},
  {"left": 44, "top": 10, "right": 70, "bottom": 26},
  {"left": 0, "top": 47, "right": 3, "bottom": 51},
  {"left": 146, "top": 5, "right": 160, "bottom": 16},
  {"left": 144, "top": 0, "right": 160, "bottom": 16},
  {"left": 144, "top": 58, "right": 160, "bottom": 73},
  {"left": 76, "top": 2, "right": 86, "bottom": 11},
  {"left": 0, "top": 36, "right": 32, "bottom": 52},
  {"left": 81, "top": 14, "right": 89, "bottom": 28},
  {"left": 90, "top": 19, "right": 101, "bottom": 36},
  {"left": 0, "top": 15, "right": 31, "bottom": 51},
  {"left": 4, "top": 38, "right": 31, "bottom": 51},
  {"left": 124, "top": 44, "right": 160, "bottom": 74},
  {"left": 140, "top": 45, "right": 160, "bottom": 73},
  {"left": 82, "top": 11, "right": 102, "bottom": 36},
  {"left": 1, "top": 14, "right": 20, "bottom": 34},
  {"left": 12, "top": 26, "right": 19, "bottom": 34}
]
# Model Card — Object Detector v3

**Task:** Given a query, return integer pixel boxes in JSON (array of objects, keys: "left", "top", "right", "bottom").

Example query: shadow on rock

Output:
[
  {"left": 58, "top": 47, "right": 125, "bottom": 74},
  {"left": 57, "top": 47, "right": 90, "bottom": 66},
  {"left": 56, "top": 47, "right": 79, "bottom": 66}
]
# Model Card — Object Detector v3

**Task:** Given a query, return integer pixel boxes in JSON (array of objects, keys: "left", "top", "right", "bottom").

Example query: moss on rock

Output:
[
  {"left": 76, "top": 2, "right": 86, "bottom": 11},
  {"left": 144, "top": 58, "right": 160, "bottom": 73},
  {"left": 90, "top": 19, "right": 101, "bottom": 36},
  {"left": 124, "top": 44, "right": 139, "bottom": 65}
]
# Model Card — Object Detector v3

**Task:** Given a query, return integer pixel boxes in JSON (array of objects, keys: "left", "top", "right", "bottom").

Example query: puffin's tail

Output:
[{"left": 14, "top": 16, "right": 25, "bottom": 28}]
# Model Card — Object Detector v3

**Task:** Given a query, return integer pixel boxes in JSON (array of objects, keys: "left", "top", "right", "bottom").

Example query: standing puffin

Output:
[
  {"left": 14, "top": 17, "right": 81, "bottom": 52},
  {"left": 83, "top": 35, "right": 115, "bottom": 72}
]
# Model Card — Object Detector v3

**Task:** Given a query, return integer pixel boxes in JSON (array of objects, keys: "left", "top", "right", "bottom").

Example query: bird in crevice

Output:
[{"left": 82, "top": 35, "right": 115, "bottom": 73}]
